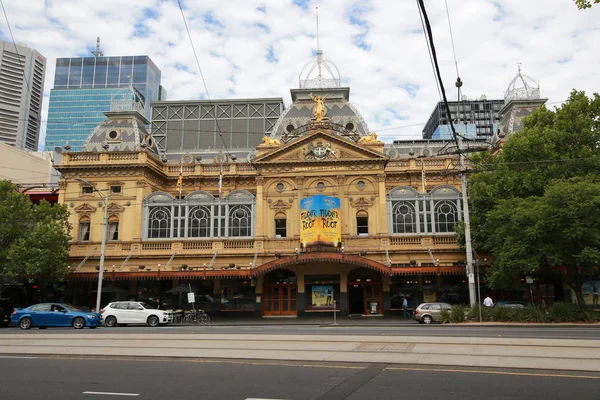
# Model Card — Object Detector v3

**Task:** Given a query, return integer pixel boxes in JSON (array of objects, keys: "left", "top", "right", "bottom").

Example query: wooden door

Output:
[{"left": 263, "top": 284, "right": 297, "bottom": 316}]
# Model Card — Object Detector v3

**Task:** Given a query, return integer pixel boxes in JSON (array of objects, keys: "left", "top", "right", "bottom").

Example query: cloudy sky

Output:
[{"left": 1, "top": 0, "right": 599, "bottom": 146}]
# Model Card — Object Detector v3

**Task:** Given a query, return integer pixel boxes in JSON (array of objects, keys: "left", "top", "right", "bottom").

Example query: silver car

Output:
[{"left": 413, "top": 302, "right": 452, "bottom": 324}]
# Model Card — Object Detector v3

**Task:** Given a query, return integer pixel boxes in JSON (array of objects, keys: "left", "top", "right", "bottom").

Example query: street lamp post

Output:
[{"left": 75, "top": 178, "right": 108, "bottom": 312}]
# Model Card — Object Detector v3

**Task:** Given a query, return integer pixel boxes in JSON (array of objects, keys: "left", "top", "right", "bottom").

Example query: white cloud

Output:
[{"left": 1, "top": 0, "right": 598, "bottom": 145}]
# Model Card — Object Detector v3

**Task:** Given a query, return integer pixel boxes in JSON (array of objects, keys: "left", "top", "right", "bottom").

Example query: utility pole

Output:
[
  {"left": 75, "top": 178, "right": 108, "bottom": 312},
  {"left": 455, "top": 77, "right": 477, "bottom": 306}
]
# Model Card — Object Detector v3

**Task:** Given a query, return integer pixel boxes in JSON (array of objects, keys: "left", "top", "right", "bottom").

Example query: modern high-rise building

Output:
[
  {"left": 0, "top": 40, "right": 46, "bottom": 151},
  {"left": 422, "top": 98, "right": 504, "bottom": 140},
  {"left": 45, "top": 54, "right": 161, "bottom": 152}
]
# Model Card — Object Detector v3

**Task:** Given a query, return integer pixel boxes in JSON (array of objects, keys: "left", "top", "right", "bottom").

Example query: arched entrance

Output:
[
  {"left": 348, "top": 267, "right": 383, "bottom": 315},
  {"left": 262, "top": 269, "right": 298, "bottom": 316}
]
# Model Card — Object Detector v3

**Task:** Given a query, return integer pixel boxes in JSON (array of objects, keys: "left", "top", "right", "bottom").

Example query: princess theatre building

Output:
[{"left": 57, "top": 52, "right": 504, "bottom": 317}]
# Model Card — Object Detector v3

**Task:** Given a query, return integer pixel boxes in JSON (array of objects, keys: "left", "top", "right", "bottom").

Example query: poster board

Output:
[{"left": 300, "top": 195, "right": 341, "bottom": 248}]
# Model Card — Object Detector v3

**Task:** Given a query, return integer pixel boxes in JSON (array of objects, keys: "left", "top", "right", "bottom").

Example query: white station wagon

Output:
[{"left": 101, "top": 301, "right": 173, "bottom": 327}]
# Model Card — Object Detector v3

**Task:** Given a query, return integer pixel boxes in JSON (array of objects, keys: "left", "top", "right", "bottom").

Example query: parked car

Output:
[
  {"left": 0, "top": 298, "right": 14, "bottom": 327},
  {"left": 11, "top": 303, "right": 102, "bottom": 330},
  {"left": 101, "top": 301, "right": 173, "bottom": 327},
  {"left": 413, "top": 302, "right": 452, "bottom": 324},
  {"left": 496, "top": 300, "right": 528, "bottom": 309}
]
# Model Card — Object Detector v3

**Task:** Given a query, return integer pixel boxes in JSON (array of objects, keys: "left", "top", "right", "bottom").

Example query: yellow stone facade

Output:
[{"left": 57, "top": 122, "right": 469, "bottom": 316}]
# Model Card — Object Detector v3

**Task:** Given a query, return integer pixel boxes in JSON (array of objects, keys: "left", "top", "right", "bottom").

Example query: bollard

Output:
[{"left": 333, "top": 300, "right": 337, "bottom": 325}]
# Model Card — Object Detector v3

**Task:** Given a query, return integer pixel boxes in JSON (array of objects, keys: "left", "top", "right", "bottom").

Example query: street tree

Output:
[
  {"left": 468, "top": 90, "right": 600, "bottom": 306},
  {"left": 574, "top": 0, "right": 599, "bottom": 9},
  {"left": 0, "top": 180, "right": 72, "bottom": 299},
  {"left": 0, "top": 180, "right": 34, "bottom": 278}
]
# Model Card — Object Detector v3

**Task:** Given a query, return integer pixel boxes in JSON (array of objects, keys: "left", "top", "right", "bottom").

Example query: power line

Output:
[
  {"left": 444, "top": 0, "right": 460, "bottom": 79},
  {"left": 416, "top": 0, "right": 460, "bottom": 153},
  {"left": 417, "top": 3, "right": 442, "bottom": 102},
  {"left": 177, "top": 0, "right": 236, "bottom": 162}
]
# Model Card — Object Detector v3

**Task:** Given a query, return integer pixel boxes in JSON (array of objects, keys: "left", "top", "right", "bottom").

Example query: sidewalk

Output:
[{"left": 177, "top": 314, "right": 600, "bottom": 328}]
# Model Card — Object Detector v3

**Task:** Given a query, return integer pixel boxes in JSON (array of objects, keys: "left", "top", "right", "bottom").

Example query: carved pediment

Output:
[
  {"left": 74, "top": 203, "right": 96, "bottom": 214},
  {"left": 268, "top": 199, "right": 292, "bottom": 210},
  {"left": 107, "top": 202, "right": 125, "bottom": 216},
  {"left": 350, "top": 196, "right": 374, "bottom": 209},
  {"left": 253, "top": 130, "right": 388, "bottom": 165}
]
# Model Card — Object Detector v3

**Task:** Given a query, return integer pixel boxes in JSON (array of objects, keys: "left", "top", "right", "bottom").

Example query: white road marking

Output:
[
  {"left": 0, "top": 355, "right": 38, "bottom": 359},
  {"left": 82, "top": 392, "right": 139, "bottom": 396}
]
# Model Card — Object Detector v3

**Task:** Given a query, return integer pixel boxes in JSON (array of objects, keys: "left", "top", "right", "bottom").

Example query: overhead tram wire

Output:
[
  {"left": 417, "top": 3, "right": 442, "bottom": 102},
  {"left": 416, "top": 0, "right": 460, "bottom": 153},
  {"left": 444, "top": 0, "right": 460, "bottom": 79},
  {"left": 177, "top": 0, "right": 236, "bottom": 162}
]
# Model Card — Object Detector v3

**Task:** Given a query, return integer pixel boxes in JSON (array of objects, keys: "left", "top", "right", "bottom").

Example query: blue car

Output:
[{"left": 11, "top": 303, "right": 102, "bottom": 330}]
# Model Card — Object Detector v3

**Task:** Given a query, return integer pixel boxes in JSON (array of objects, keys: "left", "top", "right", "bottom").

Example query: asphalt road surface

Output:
[
  {"left": 1, "top": 324, "right": 600, "bottom": 340},
  {"left": 1, "top": 355, "right": 599, "bottom": 400}
]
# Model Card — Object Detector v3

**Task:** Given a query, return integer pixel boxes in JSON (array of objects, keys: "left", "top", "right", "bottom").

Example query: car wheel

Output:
[
  {"left": 422, "top": 315, "right": 433, "bottom": 324},
  {"left": 19, "top": 317, "right": 32, "bottom": 330},
  {"left": 148, "top": 315, "right": 160, "bottom": 327},
  {"left": 72, "top": 317, "right": 86, "bottom": 329},
  {"left": 147, "top": 315, "right": 159, "bottom": 327},
  {"left": 105, "top": 316, "right": 117, "bottom": 327}
]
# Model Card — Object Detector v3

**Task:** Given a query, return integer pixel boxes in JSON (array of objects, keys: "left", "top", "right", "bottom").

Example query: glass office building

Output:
[{"left": 45, "top": 56, "right": 161, "bottom": 151}]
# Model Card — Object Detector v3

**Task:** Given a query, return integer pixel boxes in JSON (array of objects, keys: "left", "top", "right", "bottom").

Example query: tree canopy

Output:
[
  {"left": 0, "top": 180, "right": 72, "bottom": 297},
  {"left": 468, "top": 90, "right": 600, "bottom": 306},
  {"left": 574, "top": 0, "right": 599, "bottom": 9}
]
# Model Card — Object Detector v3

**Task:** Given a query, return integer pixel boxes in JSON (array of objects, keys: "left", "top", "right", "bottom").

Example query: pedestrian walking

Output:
[
  {"left": 483, "top": 296, "right": 494, "bottom": 307},
  {"left": 403, "top": 297, "right": 409, "bottom": 318},
  {"left": 593, "top": 284, "right": 599, "bottom": 306}
]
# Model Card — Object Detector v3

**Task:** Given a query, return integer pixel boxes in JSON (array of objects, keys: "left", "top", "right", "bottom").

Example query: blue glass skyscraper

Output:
[{"left": 45, "top": 56, "right": 162, "bottom": 151}]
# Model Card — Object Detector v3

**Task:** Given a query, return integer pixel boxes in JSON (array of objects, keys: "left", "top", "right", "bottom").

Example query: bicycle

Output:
[{"left": 184, "top": 309, "right": 210, "bottom": 324}]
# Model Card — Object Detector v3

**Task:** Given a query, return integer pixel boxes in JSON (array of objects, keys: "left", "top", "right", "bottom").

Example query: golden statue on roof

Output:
[
  {"left": 358, "top": 132, "right": 378, "bottom": 143},
  {"left": 309, "top": 93, "right": 327, "bottom": 121}
]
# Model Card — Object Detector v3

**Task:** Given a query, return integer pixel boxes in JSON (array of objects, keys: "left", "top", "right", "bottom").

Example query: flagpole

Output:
[
  {"left": 177, "top": 162, "right": 183, "bottom": 199},
  {"left": 218, "top": 163, "right": 223, "bottom": 198}
]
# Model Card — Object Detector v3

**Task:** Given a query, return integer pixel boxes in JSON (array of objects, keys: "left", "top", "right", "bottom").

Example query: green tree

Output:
[
  {"left": 574, "top": 0, "right": 599, "bottom": 9},
  {"left": 0, "top": 180, "right": 33, "bottom": 278},
  {"left": 0, "top": 180, "right": 72, "bottom": 299},
  {"left": 468, "top": 90, "right": 600, "bottom": 306}
]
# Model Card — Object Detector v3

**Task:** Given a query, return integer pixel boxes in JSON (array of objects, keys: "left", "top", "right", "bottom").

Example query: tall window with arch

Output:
[
  {"left": 387, "top": 186, "right": 462, "bottom": 235},
  {"left": 392, "top": 201, "right": 416, "bottom": 234},
  {"left": 435, "top": 200, "right": 458, "bottom": 233},
  {"left": 274, "top": 212, "right": 287, "bottom": 238},
  {"left": 356, "top": 210, "right": 369, "bottom": 236},
  {"left": 188, "top": 205, "right": 211, "bottom": 237},
  {"left": 148, "top": 206, "right": 171, "bottom": 238},
  {"left": 229, "top": 205, "right": 252, "bottom": 237},
  {"left": 107, "top": 216, "right": 119, "bottom": 241},
  {"left": 78, "top": 216, "right": 91, "bottom": 242}
]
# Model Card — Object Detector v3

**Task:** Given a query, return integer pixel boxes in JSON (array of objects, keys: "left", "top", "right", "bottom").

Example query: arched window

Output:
[
  {"left": 356, "top": 210, "right": 368, "bottom": 235},
  {"left": 107, "top": 216, "right": 119, "bottom": 241},
  {"left": 148, "top": 206, "right": 171, "bottom": 238},
  {"left": 188, "top": 205, "right": 211, "bottom": 237},
  {"left": 229, "top": 205, "right": 252, "bottom": 237},
  {"left": 435, "top": 200, "right": 458, "bottom": 233},
  {"left": 78, "top": 217, "right": 90, "bottom": 242},
  {"left": 142, "top": 190, "right": 255, "bottom": 239},
  {"left": 392, "top": 202, "right": 416, "bottom": 234},
  {"left": 274, "top": 212, "right": 286, "bottom": 238}
]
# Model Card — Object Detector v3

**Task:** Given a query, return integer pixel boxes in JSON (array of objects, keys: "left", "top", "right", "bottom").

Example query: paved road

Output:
[
  {"left": 2, "top": 324, "right": 600, "bottom": 339},
  {"left": 1, "top": 355, "right": 599, "bottom": 400}
]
